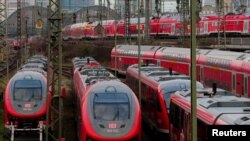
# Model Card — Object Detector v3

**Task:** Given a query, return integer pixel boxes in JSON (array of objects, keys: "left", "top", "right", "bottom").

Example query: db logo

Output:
[{"left": 108, "top": 123, "right": 117, "bottom": 129}]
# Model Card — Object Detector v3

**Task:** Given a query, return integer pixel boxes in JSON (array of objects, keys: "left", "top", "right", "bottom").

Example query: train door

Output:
[
  {"left": 236, "top": 73, "right": 244, "bottom": 96},
  {"left": 183, "top": 111, "right": 190, "bottom": 141},
  {"left": 232, "top": 72, "right": 236, "bottom": 93},
  {"left": 248, "top": 76, "right": 250, "bottom": 97},
  {"left": 199, "top": 66, "right": 204, "bottom": 83},
  {"left": 171, "top": 23, "right": 175, "bottom": 35},
  {"left": 204, "top": 22, "right": 208, "bottom": 35},
  {"left": 244, "top": 75, "right": 248, "bottom": 97},
  {"left": 118, "top": 57, "right": 122, "bottom": 70},
  {"left": 243, "top": 20, "right": 249, "bottom": 33}
]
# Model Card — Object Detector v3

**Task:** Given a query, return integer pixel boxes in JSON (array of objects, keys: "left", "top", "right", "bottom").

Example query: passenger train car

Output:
[
  {"left": 170, "top": 88, "right": 250, "bottom": 141},
  {"left": 126, "top": 64, "right": 203, "bottom": 136},
  {"left": 111, "top": 45, "right": 250, "bottom": 98},
  {"left": 3, "top": 55, "right": 50, "bottom": 141},
  {"left": 62, "top": 13, "right": 250, "bottom": 40},
  {"left": 72, "top": 57, "right": 141, "bottom": 141}
]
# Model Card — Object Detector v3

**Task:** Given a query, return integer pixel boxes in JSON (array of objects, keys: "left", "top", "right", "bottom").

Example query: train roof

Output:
[
  {"left": 84, "top": 76, "right": 118, "bottom": 86},
  {"left": 78, "top": 67, "right": 118, "bottom": 86},
  {"left": 128, "top": 64, "right": 203, "bottom": 88},
  {"left": 130, "top": 64, "right": 166, "bottom": 71},
  {"left": 174, "top": 89, "right": 250, "bottom": 125},
  {"left": 30, "top": 55, "right": 47, "bottom": 60},
  {"left": 19, "top": 68, "right": 47, "bottom": 76},
  {"left": 70, "top": 23, "right": 84, "bottom": 28},
  {"left": 114, "top": 45, "right": 161, "bottom": 52},
  {"left": 157, "top": 46, "right": 250, "bottom": 61},
  {"left": 73, "top": 56, "right": 95, "bottom": 62},
  {"left": 87, "top": 80, "right": 132, "bottom": 94},
  {"left": 21, "top": 63, "right": 45, "bottom": 69},
  {"left": 26, "top": 59, "right": 47, "bottom": 65},
  {"left": 82, "top": 68, "right": 114, "bottom": 77},
  {"left": 201, "top": 49, "right": 250, "bottom": 61},
  {"left": 11, "top": 70, "right": 46, "bottom": 81}
]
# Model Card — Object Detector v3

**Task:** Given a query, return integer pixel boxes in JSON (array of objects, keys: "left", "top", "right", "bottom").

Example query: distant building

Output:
[
  {"left": 7, "top": 0, "right": 50, "bottom": 17},
  {"left": 232, "top": 0, "right": 250, "bottom": 13},
  {"left": 161, "top": 1, "right": 177, "bottom": 13}
]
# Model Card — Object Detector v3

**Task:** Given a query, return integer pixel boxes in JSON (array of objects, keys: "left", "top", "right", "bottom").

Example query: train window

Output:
[
  {"left": 233, "top": 74, "right": 236, "bottom": 90},
  {"left": 212, "top": 21, "right": 217, "bottom": 26},
  {"left": 236, "top": 21, "right": 239, "bottom": 26},
  {"left": 13, "top": 80, "right": 42, "bottom": 101},
  {"left": 169, "top": 103, "right": 183, "bottom": 130},
  {"left": 200, "top": 67, "right": 204, "bottom": 82},
  {"left": 93, "top": 93, "right": 130, "bottom": 121},
  {"left": 244, "top": 77, "right": 248, "bottom": 95},
  {"left": 161, "top": 24, "right": 168, "bottom": 29}
]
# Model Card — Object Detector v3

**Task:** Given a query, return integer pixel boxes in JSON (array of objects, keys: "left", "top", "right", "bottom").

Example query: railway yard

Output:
[
  {"left": 1, "top": 37, "right": 250, "bottom": 141},
  {"left": 2, "top": 0, "right": 250, "bottom": 141}
]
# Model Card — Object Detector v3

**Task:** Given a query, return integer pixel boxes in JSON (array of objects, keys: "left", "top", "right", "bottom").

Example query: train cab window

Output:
[
  {"left": 93, "top": 93, "right": 130, "bottom": 121},
  {"left": 13, "top": 80, "right": 42, "bottom": 101}
]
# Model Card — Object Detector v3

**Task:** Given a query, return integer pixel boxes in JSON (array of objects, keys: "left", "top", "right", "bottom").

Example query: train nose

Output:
[
  {"left": 97, "top": 121, "right": 126, "bottom": 130},
  {"left": 15, "top": 102, "right": 39, "bottom": 112}
]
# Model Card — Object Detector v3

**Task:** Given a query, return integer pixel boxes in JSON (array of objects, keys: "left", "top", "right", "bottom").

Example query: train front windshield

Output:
[
  {"left": 13, "top": 80, "right": 42, "bottom": 102},
  {"left": 93, "top": 93, "right": 130, "bottom": 121}
]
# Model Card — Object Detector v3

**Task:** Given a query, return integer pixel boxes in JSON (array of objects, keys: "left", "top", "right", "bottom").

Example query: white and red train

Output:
[
  {"left": 3, "top": 55, "right": 50, "bottom": 141},
  {"left": 62, "top": 13, "right": 250, "bottom": 40},
  {"left": 126, "top": 64, "right": 204, "bottom": 137},
  {"left": 111, "top": 45, "right": 250, "bottom": 98},
  {"left": 72, "top": 57, "right": 141, "bottom": 141},
  {"left": 170, "top": 88, "right": 250, "bottom": 141}
]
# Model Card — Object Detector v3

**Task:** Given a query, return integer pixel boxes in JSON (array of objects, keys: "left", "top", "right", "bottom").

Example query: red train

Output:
[
  {"left": 3, "top": 55, "right": 51, "bottom": 141},
  {"left": 126, "top": 64, "right": 203, "bottom": 136},
  {"left": 62, "top": 13, "right": 250, "bottom": 40},
  {"left": 111, "top": 45, "right": 250, "bottom": 98},
  {"left": 72, "top": 57, "right": 141, "bottom": 141},
  {"left": 170, "top": 88, "right": 250, "bottom": 141}
]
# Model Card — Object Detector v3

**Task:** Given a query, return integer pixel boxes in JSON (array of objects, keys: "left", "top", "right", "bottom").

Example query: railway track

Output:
[
  {"left": 64, "top": 37, "right": 250, "bottom": 50},
  {"left": 0, "top": 51, "right": 19, "bottom": 79}
]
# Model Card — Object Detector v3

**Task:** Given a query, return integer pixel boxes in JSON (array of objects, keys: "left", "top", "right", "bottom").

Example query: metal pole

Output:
[
  {"left": 46, "top": 0, "right": 63, "bottom": 139},
  {"left": 138, "top": 0, "right": 142, "bottom": 106},
  {"left": 114, "top": 21, "right": 117, "bottom": 77},
  {"left": 0, "top": 0, "right": 8, "bottom": 78},
  {"left": 125, "top": 0, "right": 131, "bottom": 44},
  {"left": 217, "top": 0, "right": 221, "bottom": 46},
  {"left": 140, "top": 0, "right": 144, "bottom": 17},
  {"left": 145, "top": 0, "right": 150, "bottom": 43},
  {"left": 223, "top": 3, "right": 226, "bottom": 48},
  {"left": 190, "top": 0, "right": 197, "bottom": 141}
]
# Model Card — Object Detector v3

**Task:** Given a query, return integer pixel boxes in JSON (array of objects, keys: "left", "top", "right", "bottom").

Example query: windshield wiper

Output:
[{"left": 113, "top": 105, "right": 119, "bottom": 120}]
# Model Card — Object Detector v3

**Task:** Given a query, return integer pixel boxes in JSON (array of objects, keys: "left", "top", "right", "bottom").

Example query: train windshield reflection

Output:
[
  {"left": 13, "top": 80, "right": 42, "bottom": 102},
  {"left": 94, "top": 93, "right": 130, "bottom": 121}
]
